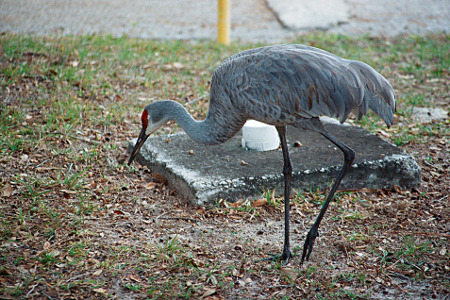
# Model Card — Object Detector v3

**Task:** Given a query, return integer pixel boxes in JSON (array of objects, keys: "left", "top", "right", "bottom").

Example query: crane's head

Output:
[{"left": 127, "top": 104, "right": 167, "bottom": 166}]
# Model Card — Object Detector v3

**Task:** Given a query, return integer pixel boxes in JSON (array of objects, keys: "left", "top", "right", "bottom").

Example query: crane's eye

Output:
[{"left": 141, "top": 110, "right": 148, "bottom": 129}]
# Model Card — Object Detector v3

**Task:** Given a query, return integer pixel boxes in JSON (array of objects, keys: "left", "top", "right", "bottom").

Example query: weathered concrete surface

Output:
[
  {"left": 266, "top": 0, "right": 349, "bottom": 30},
  {"left": 128, "top": 120, "right": 421, "bottom": 207},
  {"left": 1, "top": 0, "right": 448, "bottom": 42}
]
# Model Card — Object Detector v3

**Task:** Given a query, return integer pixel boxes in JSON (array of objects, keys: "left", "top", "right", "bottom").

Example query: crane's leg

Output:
[
  {"left": 276, "top": 126, "right": 293, "bottom": 264},
  {"left": 301, "top": 131, "right": 355, "bottom": 264}
]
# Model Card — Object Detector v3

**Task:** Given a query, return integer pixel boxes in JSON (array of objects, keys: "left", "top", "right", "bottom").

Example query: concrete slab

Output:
[
  {"left": 266, "top": 0, "right": 349, "bottom": 30},
  {"left": 128, "top": 120, "right": 421, "bottom": 207}
]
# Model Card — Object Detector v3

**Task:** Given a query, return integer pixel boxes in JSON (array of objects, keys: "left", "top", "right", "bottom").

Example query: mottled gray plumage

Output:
[
  {"left": 207, "top": 44, "right": 394, "bottom": 142},
  {"left": 128, "top": 44, "right": 396, "bottom": 265}
]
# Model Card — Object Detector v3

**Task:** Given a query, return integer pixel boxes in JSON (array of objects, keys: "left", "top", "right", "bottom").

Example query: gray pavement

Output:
[{"left": 0, "top": 0, "right": 448, "bottom": 42}]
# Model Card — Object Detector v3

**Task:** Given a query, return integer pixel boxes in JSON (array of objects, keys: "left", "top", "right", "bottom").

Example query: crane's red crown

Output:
[{"left": 141, "top": 110, "right": 148, "bottom": 129}]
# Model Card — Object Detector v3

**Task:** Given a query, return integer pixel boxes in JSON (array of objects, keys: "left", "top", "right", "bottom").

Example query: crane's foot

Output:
[
  {"left": 280, "top": 244, "right": 292, "bottom": 265},
  {"left": 301, "top": 226, "right": 319, "bottom": 264},
  {"left": 257, "top": 245, "right": 292, "bottom": 265}
]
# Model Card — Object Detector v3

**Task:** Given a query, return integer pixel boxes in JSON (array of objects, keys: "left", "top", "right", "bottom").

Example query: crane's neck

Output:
[{"left": 163, "top": 100, "right": 244, "bottom": 145}]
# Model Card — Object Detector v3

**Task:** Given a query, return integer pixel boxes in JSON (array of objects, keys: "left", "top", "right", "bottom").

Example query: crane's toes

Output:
[
  {"left": 301, "top": 227, "right": 319, "bottom": 264},
  {"left": 257, "top": 246, "right": 292, "bottom": 265},
  {"left": 255, "top": 253, "right": 282, "bottom": 264},
  {"left": 280, "top": 245, "right": 292, "bottom": 265}
]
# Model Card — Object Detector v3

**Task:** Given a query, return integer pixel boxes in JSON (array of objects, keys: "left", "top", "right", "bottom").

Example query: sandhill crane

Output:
[{"left": 128, "top": 44, "right": 395, "bottom": 264}]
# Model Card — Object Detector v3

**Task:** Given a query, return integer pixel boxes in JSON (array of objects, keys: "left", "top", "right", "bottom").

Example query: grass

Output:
[{"left": 0, "top": 32, "right": 449, "bottom": 299}]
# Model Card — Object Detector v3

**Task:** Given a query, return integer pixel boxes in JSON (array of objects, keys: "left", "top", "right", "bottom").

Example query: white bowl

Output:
[{"left": 241, "top": 120, "right": 280, "bottom": 151}]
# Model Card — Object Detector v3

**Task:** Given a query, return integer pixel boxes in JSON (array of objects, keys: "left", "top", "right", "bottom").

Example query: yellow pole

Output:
[{"left": 217, "top": 0, "right": 230, "bottom": 45}]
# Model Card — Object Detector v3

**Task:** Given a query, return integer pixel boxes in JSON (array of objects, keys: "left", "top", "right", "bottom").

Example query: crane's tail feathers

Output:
[
  {"left": 350, "top": 61, "right": 396, "bottom": 127},
  {"left": 367, "top": 89, "right": 395, "bottom": 128}
]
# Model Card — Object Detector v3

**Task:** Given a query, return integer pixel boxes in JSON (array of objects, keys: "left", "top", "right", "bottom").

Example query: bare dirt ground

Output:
[{"left": 1, "top": 119, "right": 448, "bottom": 299}]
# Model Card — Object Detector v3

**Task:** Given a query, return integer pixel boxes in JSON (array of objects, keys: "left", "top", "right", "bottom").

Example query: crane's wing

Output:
[{"left": 212, "top": 45, "right": 395, "bottom": 127}]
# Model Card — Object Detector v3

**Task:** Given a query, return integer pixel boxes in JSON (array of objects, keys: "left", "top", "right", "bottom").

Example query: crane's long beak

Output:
[{"left": 128, "top": 128, "right": 149, "bottom": 166}]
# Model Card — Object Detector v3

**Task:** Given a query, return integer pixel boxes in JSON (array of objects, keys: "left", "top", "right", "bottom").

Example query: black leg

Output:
[
  {"left": 276, "top": 126, "right": 293, "bottom": 264},
  {"left": 301, "top": 131, "right": 356, "bottom": 264}
]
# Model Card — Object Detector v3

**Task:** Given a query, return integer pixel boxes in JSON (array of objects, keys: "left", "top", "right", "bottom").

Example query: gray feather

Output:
[{"left": 210, "top": 44, "right": 395, "bottom": 129}]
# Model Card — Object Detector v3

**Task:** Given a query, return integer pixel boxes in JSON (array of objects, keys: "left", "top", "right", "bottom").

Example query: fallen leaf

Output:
[
  {"left": 252, "top": 198, "right": 267, "bottom": 207},
  {"left": 93, "top": 288, "right": 107, "bottom": 294},
  {"left": 144, "top": 182, "right": 157, "bottom": 189},
  {"left": 280, "top": 267, "right": 298, "bottom": 282},
  {"left": 92, "top": 270, "right": 102, "bottom": 277},
  {"left": 392, "top": 185, "right": 402, "bottom": 194},
  {"left": 164, "top": 62, "right": 184, "bottom": 70},
  {"left": 172, "top": 62, "right": 184, "bottom": 69},
  {"left": 2, "top": 183, "right": 13, "bottom": 197},
  {"left": 377, "top": 129, "right": 392, "bottom": 138},
  {"left": 201, "top": 288, "right": 217, "bottom": 298},
  {"left": 43, "top": 241, "right": 51, "bottom": 250},
  {"left": 237, "top": 279, "right": 246, "bottom": 286},
  {"left": 129, "top": 274, "right": 141, "bottom": 282},
  {"left": 60, "top": 189, "right": 77, "bottom": 194},
  {"left": 209, "top": 274, "right": 218, "bottom": 285},
  {"left": 227, "top": 201, "right": 242, "bottom": 208},
  {"left": 20, "top": 154, "right": 29, "bottom": 164},
  {"left": 86, "top": 181, "right": 96, "bottom": 189},
  {"left": 271, "top": 289, "right": 287, "bottom": 297}
]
